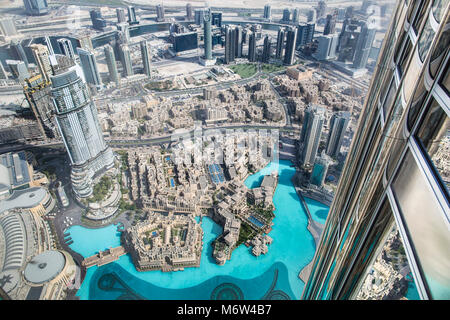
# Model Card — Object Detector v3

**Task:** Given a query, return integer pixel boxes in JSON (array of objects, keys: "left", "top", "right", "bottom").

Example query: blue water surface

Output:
[{"left": 69, "top": 160, "right": 330, "bottom": 300}]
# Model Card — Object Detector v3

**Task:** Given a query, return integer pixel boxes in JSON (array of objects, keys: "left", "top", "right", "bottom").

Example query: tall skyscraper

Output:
[
  {"left": 313, "top": 34, "right": 339, "bottom": 61},
  {"left": 23, "top": 0, "right": 48, "bottom": 16},
  {"left": 44, "top": 36, "right": 54, "bottom": 56},
  {"left": 140, "top": 40, "right": 151, "bottom": 77},
  {"left": 156, "top": 4, "right": 165, "bottom": 22},
  {"left": 57, "top": 38, "right": 76, "bottom": 61},
  {"left": 283, "top": 27, "right": 297, "bottom": 66},
  {"left": 275, "top": 27, "right": 285, "bottom": 60},
  {"left": 282, "top": 9, "right": 291, "bottom": 22},
  {"left": 6, "top": 60, "right": 29, "bottom": 81},
  {"left": 194, "top": 9, "right": 205, "bottom": 25},
  {"left": 324, "top": 9, "right": 338, "bottom": 35},
  {"left": 234, "top": 26, "right": 243, "bottom": 58},
  {"left": 292, "top": 8, "right": 300, "bottom": 24},
  {"left": 127, "top": 6, "right": 138, "bottom": 24},
  {"left": 0, "top": 18, "right": 18, "bottom": 37},
  {"left": 79, "top": 35, "right": 93, "bottom": 51},
  {"left": 90, "top": 9, "right": 106, "bottom": 31},
  {"left": 352, "top": 21, "right": 376, "bottom": 69},
  {"left": 203, "top": 9, "right": 212, "bottom": 61},
  {"left": 104, "top": 45, "right": 120, "bottom": 86},
  {"left": 248, "top": 31, "right": 257, "bottom": 62},
  {"left": 50, "top": 68, "right": 115, "bottom": 198},
  {"left": 116, "top": 8, "right": 127, "bottom": 23},
  {"left": 224, "top": 25, "right": 236, "bottom": 64},
  {"left": 262, "top": 35, "right": 271, "bottom": 63},
  {"left": 326, "top": 111, "right": 350, "bottom": 158},
  {"left": 186, "top": 3, "right": 193, "bottom": 20},
  {"left": 264, "top": 4, "right": 271, "bottom": 19},
  {"left": 30, "top": 43, "right": 52, "bottom": 83},
  {"left": 302, "top": 1, "right": 450, "bottom": 300},
  {"left": 307, "top": 9, "right": 317, "bottom": 23},
  {"left": 316, "top": 0, "right": 327, "bottom": 18},
  {"left": 300, "top": 104, "right": 325, "bottom": 166},
  {"left": 211, "top": 12, "right": 222, "bottom": 27},
  {"left": 296, "top": 23, "right": 315, "bottom": 48},
  {"left": 10, "top": 40, "right": 28, "bottom": 66},
  {"left": 120, "top": 44, "right": 133, "bottom": 77},
  {"left": 77, "top": 48, "right": 102, "bottom": 87}
]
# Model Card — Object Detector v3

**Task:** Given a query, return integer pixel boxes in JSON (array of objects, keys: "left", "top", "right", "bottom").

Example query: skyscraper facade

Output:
[
  {"left": 300, "top": 104, "right": 325, "bottom": 166},
  {"left": 203, "top": 9, "right": 212, "bottom": 61},
  {"left": 51, "top": 68, "right": 115, "bottom": 199},
  {"left": 352, "top": 21, "right": 376, "bottom": 69},
  {"left": 224, "top": 25, "right": 236, "bottom": 64},
  {"left": 10, "top": 40, "right": 28, "bottom": 66},
  {"left": 275, "top": 27, "right": 285, "bottom": 60},
  {"left": 326, "top": 111, "right": 350, "bottom": 158},
  {"left": 234, "top": 26, "right": 243, "bottom": 58},
  {"left": 116, "top": 8, "right": 127, "bottom": 23},
  {"left": 23, "top": 0, "right": 48, "bottom": 16},
  {"left": 120, "top": 44, "right": 133, "bottom": 77},
  {"left": 313, "top": 34, "right": 339, "bottom": 61},
  {"left": 262, "top": 35, "right": 271, "bottom": 63},
  {"left": 57, "top": 38, "right": 76, "bottom": 61},
  {"left": 264, "top": 4, "right": 271, "bottom": 19},
  {"left": 186, "top": 3, "right": 193, "bottom": 20},
  {"left": 140, "top": 40, "right": 151, "bottom": 77},
  {"left": 282, "top": 9, "right": 291, "bottom": 22},
  {"left": 127, "top": 6, "right": 138, "bottom": 24},
  {"left": 292, "top": 8, "right": 300, "bottom": 24},
  {"left": 248, "top": 31, "right": 257, "bottom": 62},
  {"left": 30, "top": 43, "right": 52, "bottom": 83},
  {"left": 296, "top": 23, "right": 315, "bottom": 48},
  {"left": 90, "top": 9, "right": 106, "bottom": 31},
  {"left": 324, "top": 9, "right": 338, "bottom": 35},
  {"left": 104, "top": 45, "right": 120, "bottom": 86},
  {"left": 156, "top": 4, "right": 165, "bottom": 22},
  {"left": 302, "top": 0, "right": 450, "bottom": 300},
  {"left": 77, "top": 48, "right": 102, "bottom": 87},
  {"left": 283, "top": 27, "right": 297, "bottom": 65},
  {"left": 0, "top": 18, "right": 17, "bottom": 37}
]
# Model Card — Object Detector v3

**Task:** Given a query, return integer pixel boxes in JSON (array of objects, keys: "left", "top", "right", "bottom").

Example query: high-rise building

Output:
[
  {"left": 211, "top": 12, "right": 222, "bottom": 27},
  {"left": 300, "top": 104, "right": 325, "bottom": 166},
  {"left": 248, "top": 31, "right": 257, "bottom": 62},
  {"left": 104, "top": 45, "right": 120, "bottom": 86},
  {"left": 282, "top": 9, "right": 291, "bottom": 22},
  {"left": 310, "top": 151, "right": 331, "bottom": 187},
  {"left": 23, "top": 74, "right": 58, "bottom": 139},
  {"left": 203, "top": 9, "right": 212, "bottom": 61},
  {"left": 0, "top": 18, "right": 17, "bottom": 37},
  {"left": 194, "top": 9, "right": 205, "bottom": 26},
  {"left": 296, "top": 23, "right": 315, "bottom": 48},
  {"left": 337, "top": 18, "right": 361, "bottom": 61},
  {"left": 324, "top": 9, "right": 338, "bottom": 35},
  {"left": 326, "top": 111, "right": 350, "bottom": 158},
  {"left": 186, "top": 3, "right": 193, "bottom": 20},
  {"left": 262, "top": 35, "right": 271, "bottom": 63},
  {"left": 307, "top": 9, "right": 317, "bottom": 23},
  {"left": 77, "top": 48, "right": 102, "bottom": 87},
  {"left": 10, "top": 40, "right": 28, "bottom": 66},
  {"left": 6, "top": 60, "right": 29, "bottom": 81},
  {"left": 283, "top": 27, "right": 297, "bottom": 66},
  {"left": 352, "top": 22, "right": 376, "bottom": 69},
  {"left": 224, "top": 25, "right": 236, "bottom": 64},
  {"left": 345, "top": 6, "right": 354, "bottom": 19},
  {"left": 140, "top": 40, "right": 151, "bottom": 78},
  {"left": 302, "top": 1, "right": 450, "bottom": 300},
  {"left": 120, "top": 44, "right": 133, "bottom": 77},
  {"left": 316, "top": 0, "right": 327, "bottom": 18},
  {"left": 313, "top": 34, "right": 339, "bottom": 61},
  {"left": 127, "top": 6, "right": 138, "bottom": 24},
  {"left": 79, "top": 35, "right": 93, "bottom": 51},
  {"left": 292, "top": 8, "right": 300, "bottom": 24},
  {"left": 264, "top": 4, "right": 271, "bottom": 19},
  {"left": 156, "top": 4, "right": 165, "bottom": 22},
  {"left": 89, "top": 9, "right": 106, "bottom": 31},
  {"left": 50, "top": 68, "right": 115, "bottom": 199},
  {"left": 30, "top": 43, "right": 52, "bottom": 83},
  {"left": 116, "top": 8, "right": 127, "bottom": 23},
  {"left": 234, "top": 26, "right": 243, "bottom": 58},
  {"left": 275, "top": 27, "right": 285, "bottom": 60},
  {"left": 57, "top": 38, "right": 76, "bottom": 61},
  {"left": 23, "top": 0, "right": 48, "bottom": 16},
  {"left": 117, "top": 22, "right": 130, "bottom": 44},
  {"left": 0, "top": 61, "right": 8, "bottom": 80}
]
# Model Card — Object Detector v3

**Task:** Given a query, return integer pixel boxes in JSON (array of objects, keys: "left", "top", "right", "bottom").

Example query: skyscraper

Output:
[
  {"left": 30, "top": 43, "right": 52, "bottom": 83},
  {"left": 0, "top": 18, "right": 17, "bottom": 37},
  {"left": 224, "top": 25, "right": 236, "bottom": 64},
  {"left": 302, "top": 1, "right": 450, "bottom": 300},
  {"left": 326, "top": 111, "right": 350, "bottom": 158},
  {"left": 307, "top": 9, "right": 317, "bottom": 23},
  {"left": 283, "top": 27, "right": 297, "bottom": 66},
  {"left": 275, "top": 27, "right": 285, "bottom": 60},
  {"left": 79, "top": 35, "right": 93, "bottom": 51},
  {"left": 316, "top": 1, "right": 327, "bottom": 18},
  {"left": 310, "top": 151, "right": 331, "bottom": 187},
  {"left": 116, "top": 8, "right": 127, "bottom": 23},
  {"left": 300, "top": 104, "right": 325, "bottom": 166},
  {"left": 194, "top": 9, "right": 205, "bottom": 26},
  {"left": 6, "top": 60, "right": 29, "bottom": 81},
  {"left": 313, "top": 34, "right": 339, "bottom": 61},
  {"left": 262, "top": 35, "right": 271, "bottom": 63},
  {"left": 140, "top": 40, "right": 151, "bottom": 77},
  {"left": 57, "top": 38, "right": 76, "bottom": 61},
  {"left": 282, "top": 9, "right": 291, "bottom": 22},
  {"left": 156, "top": 4, "right": 165, "bottom": 22},
  {"left": 292, "top": 8, "right": 300, "bottom": 24},
  {"left": 127, "top": 6, "right": 138, "bottom": 24},
  {"left": 234, "top": 26, "right": 243, "bottom": 58},
  {"left": 186, "top": 3, "right": 193, "bottom": 20},
  {"left": 263, "top": 4, "right": 271, "bottom": 19},
  {"left": 44, "top": 36, "right": 54, "bottom": 56},
  {"left": 203, "top": 9, "right": 212, "bottom": 61},
  {"left": 296, "top": 23, "right": 315, "bottom": 48},
  {"left": 89, "top": 9, "right": 106, "bottom": 31},
  {"left": 50, "top": 68, "right": 115, "bottom": 199},
  {"left": 104, "top": 45, "right": 120, "bottom": 86},
  {"left": 324, "top": 9, "right": 338, "bottom": 35},
  {"left": 23, "top": 0, "right": 48, "bottom": 16},
  {"left": 248, "top": 31, "right": 257, "bottom": 62},
  {"left": 120, "top": 44, "right": 133, "bottom": 77},
  {"left": 77, "top": 48, "right": 102, "bottom": 87},
  {"left": 352, "top": 21, "right": 376, "bottom": 69},
  {"left": 211, "top": 12, "right": 222, "bottom": 27},
  {"left": 10, "top": 40, "right": 28, "bottom": 66}
]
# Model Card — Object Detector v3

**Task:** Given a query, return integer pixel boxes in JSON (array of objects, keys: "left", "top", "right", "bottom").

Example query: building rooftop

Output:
[{"left": 24, "top": 250, "right": 66, "bottom": 285}]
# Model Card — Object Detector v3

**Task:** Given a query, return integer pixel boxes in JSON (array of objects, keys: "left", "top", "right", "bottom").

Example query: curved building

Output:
[{"left": 51, "top": 68, "right": 115, "bottom": 199}]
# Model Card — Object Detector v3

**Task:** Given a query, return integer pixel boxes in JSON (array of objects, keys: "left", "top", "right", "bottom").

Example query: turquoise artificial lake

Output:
[{"left": 69, "top": 160, "right": 330, "bottom": 300}]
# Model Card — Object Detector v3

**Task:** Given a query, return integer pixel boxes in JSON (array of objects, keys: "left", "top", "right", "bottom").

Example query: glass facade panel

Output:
[
  {"left": 413, "top": 1, "right": 430, "bottom": 33},
  {"left": 416, "top": 98, "right": 450, "bottom": 194},
  {"left": 440, "top": 62, "right": 450, "bottom": 94},
  {"left": 432, "top": 0, "right": 449, "bottom": 23},
  {"left": 392, "top": 150, "right": 450, "bottom": 299},
  {"left": 418, "top": 19, "right": 436, "bottom": 62}
]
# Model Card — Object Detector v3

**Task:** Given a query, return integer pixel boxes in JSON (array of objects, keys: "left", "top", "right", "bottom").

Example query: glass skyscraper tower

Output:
[
  {"left": 50, "top": 68, "right": 115, "bottom": 199},
  {"left": 302, "top": 0, "right": 449, "bottom": 300}
]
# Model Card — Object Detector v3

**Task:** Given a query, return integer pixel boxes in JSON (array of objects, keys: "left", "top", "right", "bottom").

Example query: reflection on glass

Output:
[
  {"left": 418, "top": 20, "right": 436, "bottom": 62},
  {"left": 441, "top": 64, "right": 450, "bottom": 94},
  {"left": 356, "top": 224, "right": 420, "bottom": 300},
  {"left": 416, "top": 98, "right": 450, "bottom": 193},
  {"left": 407, "top": 71, "right": 428, "bottom": 131},
  {"left": 432, "top": 0, "right": 449, "bottom": 23},
  {"left": 392, "top": 150, "right": 450, "bottom": 299},
  {"left": 413, "top": 1, "right": 429, "bottom": 33},
  {"left": 429, "top": 28, "right": 450, "bottom": 78}
]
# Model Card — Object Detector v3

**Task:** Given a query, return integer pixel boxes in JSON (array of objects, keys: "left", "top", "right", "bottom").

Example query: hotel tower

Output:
[{"left": 302, "top": 0, "right": 449, "bottom": 300}]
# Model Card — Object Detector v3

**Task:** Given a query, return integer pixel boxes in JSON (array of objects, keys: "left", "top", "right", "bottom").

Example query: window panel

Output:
[
  {"left": 392, "top": 150, "right": 450, "bottom": 299},
  {"left": 440, "top": 61, "right": 450, "bottom": 94},
  {"left": 431, "top": 0, "right": 449, "bottom": 23},
  {"left": 429, "top": 27, "right": 450, "bottom": 78},
  {"left": 418, "top": 19, "right": 436, "bottom": 62},
  {"left": 416, "top": 98, "right": 450, "bottom": 194},
  {"left": 413, "top": 1, "right": 430, "bottom": 33}
]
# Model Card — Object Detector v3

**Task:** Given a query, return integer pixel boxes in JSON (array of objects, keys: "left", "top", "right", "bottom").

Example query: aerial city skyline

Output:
[{"left": 0, "top": 0, "right": 448, "bottom": 303}]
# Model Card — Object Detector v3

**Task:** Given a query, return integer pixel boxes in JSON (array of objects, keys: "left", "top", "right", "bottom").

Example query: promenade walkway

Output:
[{"left": 82, "top": 246, "right": 127, "bottom": 268}]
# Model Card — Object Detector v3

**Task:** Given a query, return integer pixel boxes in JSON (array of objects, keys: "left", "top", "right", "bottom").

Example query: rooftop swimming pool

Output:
[{"left": 68, "top": 160, "right": 330, "bottom": 300}]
